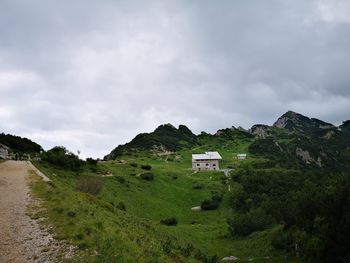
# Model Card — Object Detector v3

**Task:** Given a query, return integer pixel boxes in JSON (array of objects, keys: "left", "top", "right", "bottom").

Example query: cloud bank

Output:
[{"left": 1, "top": 0, "right": 349, "bottom": 158}]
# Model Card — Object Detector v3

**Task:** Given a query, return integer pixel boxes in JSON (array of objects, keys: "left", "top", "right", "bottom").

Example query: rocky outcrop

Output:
[
  {"left": 0, "top": 144, "right": 11, "bottom": 159},
  {"left": 274, "top": 116, "right": 289, "bottom": 129},
  {"left": 249, "top": 124, "right": 271, "bottom": 138},
  {"left": 322, "top": 130, "right": 335, "bottom": 139},
  {"left": 295, "top": 147, "right": 322, "bottom": 167},
  {"left": 295, "top": 148, "right": 313, "bottom": 164}
]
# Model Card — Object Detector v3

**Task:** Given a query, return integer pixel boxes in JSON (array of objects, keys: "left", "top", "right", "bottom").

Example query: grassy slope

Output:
[{"left": 31, "top": 141, "right": 296, "bottom": 262}]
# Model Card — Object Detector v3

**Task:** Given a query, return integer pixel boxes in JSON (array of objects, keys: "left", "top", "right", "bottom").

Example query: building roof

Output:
[
  {"left": 237, "top": 153, "right": 247, "bottom": 157},
  {"left": 192, "top": 151, "right": 222, "bottom": 160}
]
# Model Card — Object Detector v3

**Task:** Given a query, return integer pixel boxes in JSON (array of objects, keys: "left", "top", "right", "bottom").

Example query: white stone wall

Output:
[{"left": 192, "top": 160, "right": 220, "bottom": 171}]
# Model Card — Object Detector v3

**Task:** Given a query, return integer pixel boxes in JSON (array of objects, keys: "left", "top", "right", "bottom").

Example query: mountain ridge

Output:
[{"left": 104, "top": 111, "right": 349, "bottom": 162}]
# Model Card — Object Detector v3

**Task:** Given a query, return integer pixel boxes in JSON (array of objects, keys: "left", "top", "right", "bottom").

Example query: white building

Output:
[
  {"left": 237, "top": 153, "right": 247, "bottom": 160},
  {"left": 192, "top": 151, "right": 222, "bottom": 171}
]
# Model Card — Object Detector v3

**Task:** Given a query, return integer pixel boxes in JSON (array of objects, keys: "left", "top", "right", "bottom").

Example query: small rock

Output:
[
  {"left": 222, "top": 255, "right": 239, "bottom": 261},
  {"left": 191, "top": 206, "right": 202, "bottom": 211}
]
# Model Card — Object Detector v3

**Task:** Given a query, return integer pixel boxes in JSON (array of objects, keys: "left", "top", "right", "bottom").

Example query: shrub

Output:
[
  {"left": 201, "top": 199, "right": 220, "bottom": 210},
  {"left": 140, "top": 172, "right": 154, "bottom": 181},
  {"left": 130, "top": 162, "right": 138, "bottom": 168},
  {"left": 228, "top": 208, "right": 274, "bottom": 236},
  {"left": 42, "top": 146, "right": 83, "bottom": 170},
  {"left": 180, "top": 243, "right": 194, "bottom": 257},
  {"left": 211, "top": 191, "right": 223, "bottom": 202},
  {"left": 86, "top": 157, "right": 98, "bottom": 165},
  {"left": 272, "top": 230, "right": 294, "bottom": 250},
  {"left": 193, "top": 183, "right": 203, "bottom": 189},
  {"left": 84, "top": 227, "right": 92, "bottom": 236},
  {"left": 161, "top": 238, "right": 173, "bottom": 254},
  {"left": 115, "top": 176, "right": 126, "bottom": 184},
  {"left": 168, "top": 173, "right": 177, "bottom": 180},
  {"left": 67, "top": 211, "right": 76, "bottom": 218},
  {"left": 76, "top": 176, "right": 103, "bottom": 195},
  {"left": 160, "top": 217, "right": 178, "bottom": 226},
  {"left": 115, "top": 201, "right": 126, "bottom": 211},
  {"left": 75, "top": 233, "right": 84, "bottom": 240},
  {"left": 54, "top": 207, "right": 64, "bottom": 214},
  {"left": 141, "top": 164, "right": 152, "bottom": 170},
  {"left": 78, "top": 242, "right": 88, "bottom": 250}
]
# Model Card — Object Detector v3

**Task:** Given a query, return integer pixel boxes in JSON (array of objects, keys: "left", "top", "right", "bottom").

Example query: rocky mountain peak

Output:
[{"left": 273, "top": 111, "right": 334, "bottom": 132}]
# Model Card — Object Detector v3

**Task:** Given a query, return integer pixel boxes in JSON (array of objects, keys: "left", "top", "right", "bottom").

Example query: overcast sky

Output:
[{"left": 1, "top": 0, "right": 350, "bottom": 158}]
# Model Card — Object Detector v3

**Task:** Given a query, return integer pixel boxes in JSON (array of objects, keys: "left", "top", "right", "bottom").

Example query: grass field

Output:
[{"left": 30, "top": 145, "right": 297, "bottom": 262}]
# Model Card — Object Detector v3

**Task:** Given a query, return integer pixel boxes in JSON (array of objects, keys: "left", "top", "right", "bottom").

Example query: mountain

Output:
[
  {"left": 247, "top": 111, "right": 350, "bottom": 170},
  {"left": 273, "top": 110, "right": 334, "bottom": 132},
  {"left": 104, "top": 124, "right": 198, "bottom": 160},
  {"left": 104, "top": 111, "right": 350, "bottom": 171}
]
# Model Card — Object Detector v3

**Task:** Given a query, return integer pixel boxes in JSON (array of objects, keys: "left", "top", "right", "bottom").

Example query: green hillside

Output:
[
  {"left": 29, "top": 111, "right": 350, "bottom": 262},
  {"left": 0, "top": 132, "right": 43, "bottom": 156}
]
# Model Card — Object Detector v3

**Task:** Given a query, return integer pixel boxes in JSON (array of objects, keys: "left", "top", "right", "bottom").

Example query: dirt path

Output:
[{"left": 0, "top": 161, "right": 70, "bottom": 263}]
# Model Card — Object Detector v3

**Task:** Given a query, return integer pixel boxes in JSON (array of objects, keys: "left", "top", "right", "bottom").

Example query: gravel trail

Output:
[{"left": 0, "top": 160, "right": 71, "bottom": 263}]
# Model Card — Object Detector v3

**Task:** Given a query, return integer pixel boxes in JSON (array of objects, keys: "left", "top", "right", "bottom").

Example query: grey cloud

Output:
[{"left": 0, "top": 0, "right": 349, "bottom": 158}]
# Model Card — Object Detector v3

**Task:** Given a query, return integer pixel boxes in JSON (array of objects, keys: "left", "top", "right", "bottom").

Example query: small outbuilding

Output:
[
  {"left": 192, "top": 151, "right": 222, "bottom": 171},
  {"left": 236, "top": 154, "right": 247, "bottom": 160}
]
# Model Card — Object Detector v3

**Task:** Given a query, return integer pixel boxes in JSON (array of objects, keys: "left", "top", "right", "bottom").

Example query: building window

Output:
[
  {"left": 206, "top": 163, "right": 209, "bottom": 166},
  {"left": 196, "top": 163, "right": 200, "bottom": 166},
  {"left": 213, "top": 164, "right": 216, "bottom": 167}
]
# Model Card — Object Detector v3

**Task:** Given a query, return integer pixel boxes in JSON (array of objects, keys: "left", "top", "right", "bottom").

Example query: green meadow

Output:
[{"left": 30, "top": 144, "right": 295, "bottom": 262}]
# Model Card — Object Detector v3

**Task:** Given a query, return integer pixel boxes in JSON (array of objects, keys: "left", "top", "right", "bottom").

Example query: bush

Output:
[
  {"left": 130, "top": 162, "right": 138, "bottom": 168},
  {"left": 141, "top": 164, "right": 152, "bottom": 170},
  {"left": 160, "top": 217, "right": 178, "bottom": 226},
  {"left": 193, "top": 183, "right": 203, "bottom": 189},
  {"left": 228, "top": 208, "right": 274, "bottom": 236},
  {"left": 42, "top": 146, "right": 83, "bottom": 170},
  {"left": 211, "top": 191, "right": 223, "bottom": 202},
  {"left": 76, "top": 176, "right": 103, "bottom": 195},
  {"left": 115, "top": 201, "right": 126, "bottom": 211},
  {"left": 86, "top": 157, "right": 98, "bottom": 165},
  {"left": 67, "top": 211, "right": 77, "bottom": 218},
  {"left": 115, "top": 176, "right": 126, "bottom": 184},
  {"left": 140, "top": 172, "right": 154, "bottom": 181},
  {"left": 272, "top": 230, "right": 294, "bottom": 250},
  {"left": 201, "top": 199, "right": 220, "bottom": 210}
]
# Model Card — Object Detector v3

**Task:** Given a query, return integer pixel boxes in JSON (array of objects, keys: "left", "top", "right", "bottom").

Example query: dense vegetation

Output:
[
  {"left": 105, "top": 124, "right": 198, "bottom": 160},
  {"left": 41, "top": 146, "right": 83, "bottom": 170},
  {"left": 0, "top": 132, "right": 43, "bottom": 154},
  {"left": 229, "top": 167, "right": 350, "bottom": 262}
]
